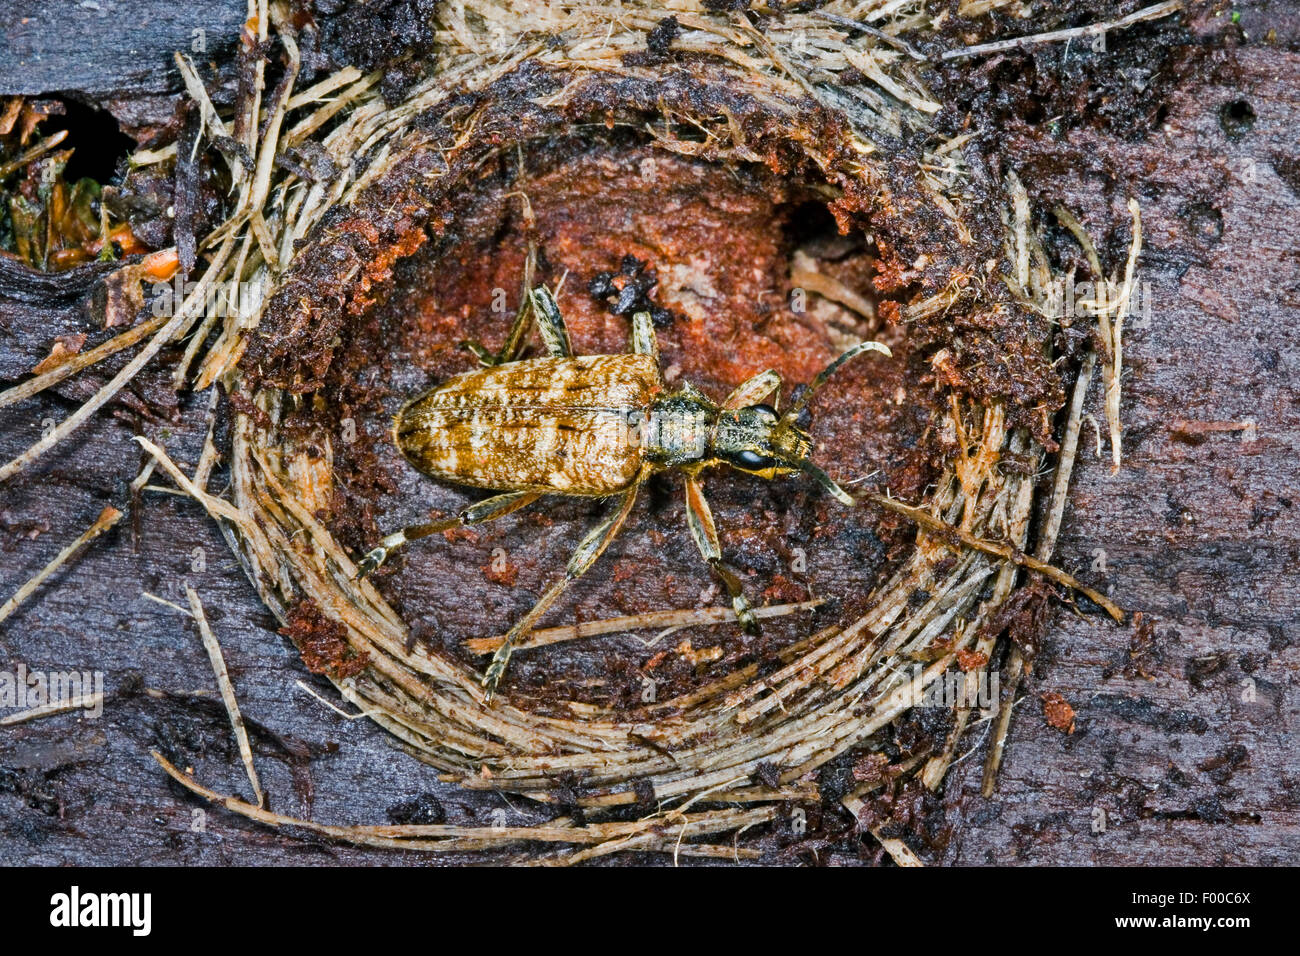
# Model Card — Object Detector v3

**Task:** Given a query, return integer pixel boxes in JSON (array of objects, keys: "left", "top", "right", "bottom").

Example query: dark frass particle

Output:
[{"left": 647, "top": 16, "right": 680, "bottom": 55}]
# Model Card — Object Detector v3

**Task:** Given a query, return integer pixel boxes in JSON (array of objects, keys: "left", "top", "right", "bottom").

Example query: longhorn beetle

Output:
[{"left": 358, "top": 286, "right": 890, "bottom": 702}]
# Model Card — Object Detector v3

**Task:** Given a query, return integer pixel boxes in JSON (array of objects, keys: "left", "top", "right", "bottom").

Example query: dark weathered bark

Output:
[{"left": 1, "top": 1, "right": 244, "bottom": 99}]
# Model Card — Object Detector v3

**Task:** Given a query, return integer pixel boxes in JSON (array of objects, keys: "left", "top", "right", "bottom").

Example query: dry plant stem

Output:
[
  {"left": 142, "top": 591, "right": 189, "bottom": 615},
  {"left": 284, "top": 65, "right": 363, "bottom": 110},
  {"left": 982, "top": 649, "right": 1026, "bottom": 797},
  {"left": 0, "top": 231, "right": 237, "bottom": 485},
  {"left": 869, "top": 494, "right": 1123, "bottom": 621},
  {"left": 872, "top": 831, "right": 924, "bottom": 866},
  {"left": 1039, "top": 353, "right": 1097, "bottom": 562},
  {"left": 525, "top": 811, "right": 775, "bottom": 866},
  {"left": 0, "top": 693, "right": 104, "bottom": 726},
  {"left": 185, "top": 586, "right": 265, "bottom": 808},
  {"left": 940, "top": 0, "right": 1184, "bottom": 60},
  {"left": 1053, "top": 206, "right": 1105, "bottom": 279},
  {"left": 525, "top": 840, "right": 761, "bottom": 865},
  {"left": 842, "top": 755, "right": 926, "bottom": 864},
  {"left": 1104, "top": 200, "right": 1143, "bottom": 473},
  {"left": 0, "top": 311, "right": 172, "bottom": 410},
  {"left": 134, "top": 437, "right": 260, "bottom": 537},
  {"left": 812, "top": 12, "right": 927, "bottom": 61},
  {"left": 844, "top": 780, "right": 924, "bottom": 866},
  {"left": 175, "top": 52, "right": 233, "bottom": 141},
  {"left": 152, "top": 750, "right": 774, "bottom": 856},
  {"left": 130, "top": 143, "right": 178, "bottom": 167},
  {"left": 191, "top": 388, "right": 224, "bottom": 492},
  {"left": 790, "top": 259, "right": 877, "bottom": 323},
  {"left": 0, "top": 505, "right": 122, "bottom": 626},
  {"left": 464, "top": 599, "right": 824, "bottom": 654},
  {"left": 1055, "top": 199, "right": 1141, "bottom": 474},
  {"left": 0, "top": 129, "right": 69, "bottom": 178}
]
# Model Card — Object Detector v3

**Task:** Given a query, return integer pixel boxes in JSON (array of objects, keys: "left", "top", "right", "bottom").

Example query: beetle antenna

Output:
[
  {"left": 784, "top": 341, "right": 892, "bottom": 420},
  {"left": 802, "top": 459, "right": 856, "bottom": 506}
]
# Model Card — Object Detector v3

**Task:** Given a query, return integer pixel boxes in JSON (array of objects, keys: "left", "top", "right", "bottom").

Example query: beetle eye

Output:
[
  {"left": 733, "top": 449, "right": 777, "bottom": 471},
  {"left": 751, "top": 403, "right": 777, "bottom": 419}
]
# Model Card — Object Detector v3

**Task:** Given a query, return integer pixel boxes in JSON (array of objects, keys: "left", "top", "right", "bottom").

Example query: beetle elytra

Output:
[{"left": 358, "top": 285, "right": 890, "bottom": 702}]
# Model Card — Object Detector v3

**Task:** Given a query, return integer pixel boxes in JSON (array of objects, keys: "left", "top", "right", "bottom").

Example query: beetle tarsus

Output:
[
  {"left": 482, "top": 634, "right": 522, "bottom": 705},
  {"left": 356, "top": 530, "right": 410, "bottom": 579},
  {"left": 356, "top": 546, "right": 387, "bottom": 579},
  {"left": 460, "top": 339, "right": 500, "bottom": 366}
]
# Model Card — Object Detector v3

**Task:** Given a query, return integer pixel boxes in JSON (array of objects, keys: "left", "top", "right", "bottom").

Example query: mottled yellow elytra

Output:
[
  {"left": 359, "top": 286, "right": 890, "bottom": 702},
  {"left": 396, "top": 354, "right": 662, "bottom": 496}
]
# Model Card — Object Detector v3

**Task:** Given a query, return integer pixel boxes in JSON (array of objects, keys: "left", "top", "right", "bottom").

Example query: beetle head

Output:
[
  {"left": 713, "top": 341, "right": 892, "bottom": 505},
  {"left": 712, "top": 402, "right": 809, "bottom": 481}
]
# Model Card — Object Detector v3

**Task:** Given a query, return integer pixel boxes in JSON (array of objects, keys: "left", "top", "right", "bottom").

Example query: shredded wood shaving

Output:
[
  {"left": 941, "top": 1, "right": 1184, "bottom": 61},
  {"left": 0, "top": 505, "right": 122, "bottom": 626},
  {"left": 464, "top": 599, "right": 824, "bottom": 654},
  {"left": 0, "top": 692, "right": 104, "bottom": 726},
  {"left": 185, "top": 586, "right": 265, "bottom": 808}
]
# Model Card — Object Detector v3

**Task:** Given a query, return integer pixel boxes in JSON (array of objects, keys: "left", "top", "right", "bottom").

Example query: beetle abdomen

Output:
[{"left": 395, "top": 354, "right": 662, "bottom": 495}]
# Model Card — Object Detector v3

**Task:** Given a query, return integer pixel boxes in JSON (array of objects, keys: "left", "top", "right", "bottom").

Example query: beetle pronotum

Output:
[{"left": 358, "top": 286, "right": 890, "bottom": 702}]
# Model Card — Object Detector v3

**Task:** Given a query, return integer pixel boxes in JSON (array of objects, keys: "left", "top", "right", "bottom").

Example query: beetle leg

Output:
[
  {"left": 630, "top": 310, "right": 659, "bottom": 362},
  {"left": 460, "top": 339, "right": 501, "bottom": 366},
  {"left": 722, "top": 369, "right": 782, "bottom": 411},
  {"left": 461, "top": 234, "right": 539, "bottom": 365},
  {"left": 683, "top": 475, "right": 759, "bottom": 636},
  {"left": 355, "top": 490, "right": 541, "bottom": 579},
  {"left": 460, "top": 288, "right": 535, "bottom": 367},
  {"left": 482, "top": 472, "right": 647, "bottom": 702},
  {"left": 528, "top": 286, "right": 573, "bottom": 358},
  {"left": 461, "top": 284, "right": 572, "bottom": 364}
]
